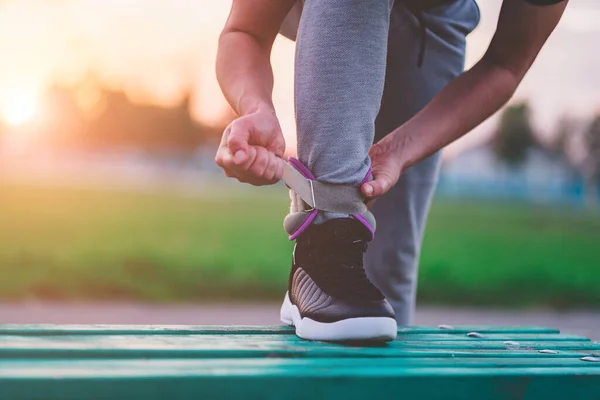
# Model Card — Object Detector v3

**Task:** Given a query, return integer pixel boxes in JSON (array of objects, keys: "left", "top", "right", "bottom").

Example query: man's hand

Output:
[
  {"left": 361, "top": 134, "right": 407, "bottom": 204},
  {"left": 215, "top": 110, "right": 287, "bottom": 186}
]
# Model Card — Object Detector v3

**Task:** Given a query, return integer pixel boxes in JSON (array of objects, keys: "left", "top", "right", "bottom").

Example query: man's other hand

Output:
[{"left": 361, "top": 134, "right": 407, "bottom": 205}]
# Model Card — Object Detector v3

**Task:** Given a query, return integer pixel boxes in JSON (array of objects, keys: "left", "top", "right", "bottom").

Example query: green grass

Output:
[
  {"left": 1, "top": 181, "right": 599, "bottom": 307},
  {"left": 421, "top": 201, "right": 600, "bottom": 307}
]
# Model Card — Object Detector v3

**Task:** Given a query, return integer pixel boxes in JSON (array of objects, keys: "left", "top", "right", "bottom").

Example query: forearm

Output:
[
  {"left": 395, "top": 58, "right": 519, "bottom": 171},
  {"left": 216, "top": 31, "right": 276, "bottom": 116},
  {"left": 389, "top": 0, "right": 567, "bottom": 172}
]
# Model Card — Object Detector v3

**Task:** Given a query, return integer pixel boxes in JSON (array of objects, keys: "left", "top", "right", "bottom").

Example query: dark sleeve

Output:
[{"left": 523, "top": 0, "right": 566, "bottom": 5}]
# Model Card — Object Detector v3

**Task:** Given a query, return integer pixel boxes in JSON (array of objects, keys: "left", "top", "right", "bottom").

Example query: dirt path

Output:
[{"left": 0, "top": 302, "right": 597, "bottom": 339}]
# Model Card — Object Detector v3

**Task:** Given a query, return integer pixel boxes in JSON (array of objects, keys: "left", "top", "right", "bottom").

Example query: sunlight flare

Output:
[{"left": 1, "top": 90, "right": 39, "bottom": 127}]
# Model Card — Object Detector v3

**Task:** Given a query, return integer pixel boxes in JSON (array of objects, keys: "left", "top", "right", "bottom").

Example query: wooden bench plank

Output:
[
  {"left": 0, "top": 324, "right": 559, "bottom": 335},
  {"left": 0, "top": 336, "right": 596, "bottom": 361},
  {"left": 0, "top": 333, "right": 595, "bottom": 347},
  {"left": 391, "top": 341, "right": 600, "bottom": 351},
  {"left": 1, "top": 373, "right": 600, "bottom": 400},
  {"left": 0, "top": 332, "right": 583, "bottom": 344},
  {"left": 399, "top": 326, "right": 560, "bottom": 334},
  {"left": 397, "top": 333, "right": 589, "bottom": 342},
  {"left": 0, "top": 325, "right": 295, "bottom": 335},
  {"left": 0, "top": 325, "right": 597, "bottom": 400},
  {"left": 0, "top": 358, "right": 599, "bottom": 376},
  {"left": 0, "top": 344, "right": 596, "bottom": 360},
  {"left": 0, "top": 347, "right": 595, "bottom": 360},
  {"left": 0, "top": 334, "right": 597, "bottom": 353}
]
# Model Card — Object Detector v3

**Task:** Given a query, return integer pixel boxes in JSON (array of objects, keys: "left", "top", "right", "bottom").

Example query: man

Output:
[{"left": 215, "top": 0, "right": 568, "bottom": 341}]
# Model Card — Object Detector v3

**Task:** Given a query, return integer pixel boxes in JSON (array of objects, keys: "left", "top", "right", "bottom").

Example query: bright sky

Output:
[{"left": 0, "top": 0, "right": 598, "bottom": 155}]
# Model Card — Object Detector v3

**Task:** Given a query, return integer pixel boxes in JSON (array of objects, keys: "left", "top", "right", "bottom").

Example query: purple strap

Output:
[{"left": 287, "top": 158, "right": 374, "bottom": 240}]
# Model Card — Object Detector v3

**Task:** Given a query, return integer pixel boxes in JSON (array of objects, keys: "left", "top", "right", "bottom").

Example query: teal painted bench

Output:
[{"left": 0, "top": 324, "right": 599, "bottom": 399}]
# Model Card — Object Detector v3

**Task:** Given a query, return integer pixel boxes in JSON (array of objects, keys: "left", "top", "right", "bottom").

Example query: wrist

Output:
[
  {"left": 388, "top": 127, "right": 415, "bottom": 174},
  {"left": 238, "top": 95, "right": 275, "bottom": 117}
]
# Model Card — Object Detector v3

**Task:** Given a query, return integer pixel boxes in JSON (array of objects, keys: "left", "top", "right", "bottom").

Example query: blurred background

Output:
[{"left": 0, "top": 0, "right": 599, "bottom": 336}]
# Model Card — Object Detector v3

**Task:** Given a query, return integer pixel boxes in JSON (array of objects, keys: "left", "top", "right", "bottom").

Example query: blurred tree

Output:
[
  {"left": 40, "top": 84, "right": 226, "bottom": 156},
  {"left": 492, "top": 103, "right": 536, "bottom": 167},
  {"left": 582, "top": 113, "right": 600, "bottom": 207},
  {"left": 550, "top": 115, "right": 575, "bottom": 157},
  {"left": 44, "top": 86, "right": 87, "bottom": 149}
]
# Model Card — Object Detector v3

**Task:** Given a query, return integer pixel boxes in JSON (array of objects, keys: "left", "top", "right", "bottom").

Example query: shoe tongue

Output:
[{"left": 307, "top": 218, "right": 371, "bottom": 244}]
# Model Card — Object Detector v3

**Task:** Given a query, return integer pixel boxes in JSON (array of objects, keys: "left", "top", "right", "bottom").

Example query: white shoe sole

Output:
[{"left": 280, "top": 292, "right": 397, "bottom": 342}]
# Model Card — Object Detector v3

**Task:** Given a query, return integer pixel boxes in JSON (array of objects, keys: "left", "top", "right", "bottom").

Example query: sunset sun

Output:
[{"left": 1, "top": 92, "right": 39, "bottom": 127}]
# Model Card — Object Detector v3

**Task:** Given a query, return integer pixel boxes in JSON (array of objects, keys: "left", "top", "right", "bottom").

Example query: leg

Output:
[
  {"left": 294, "top": 0, "right": 394, "bottom": 222},
  {"left": 364, "top": 0, "right": 481, "bottom": 325},
  {"left": 281, "top": 0, "right": 398, "bottom": 342}
]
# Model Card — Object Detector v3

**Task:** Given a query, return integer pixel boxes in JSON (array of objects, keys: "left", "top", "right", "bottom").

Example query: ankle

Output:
[{"left": 283, "top": 158, "right": 376, "bottom": 240}]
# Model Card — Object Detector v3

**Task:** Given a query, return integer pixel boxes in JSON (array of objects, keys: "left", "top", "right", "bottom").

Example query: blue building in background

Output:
[{"left": 437, "top": 142, "right": 589, "bottom": 205}]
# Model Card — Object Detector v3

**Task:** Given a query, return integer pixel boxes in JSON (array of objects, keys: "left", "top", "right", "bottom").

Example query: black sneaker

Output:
[{"left": 280, "top": 218, "right": 396, "bottom": 341}]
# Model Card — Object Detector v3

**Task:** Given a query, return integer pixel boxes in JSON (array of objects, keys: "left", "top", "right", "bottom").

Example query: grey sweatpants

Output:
[{"left": 292, "top": 0, "right": 480, "bottom": 324}]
